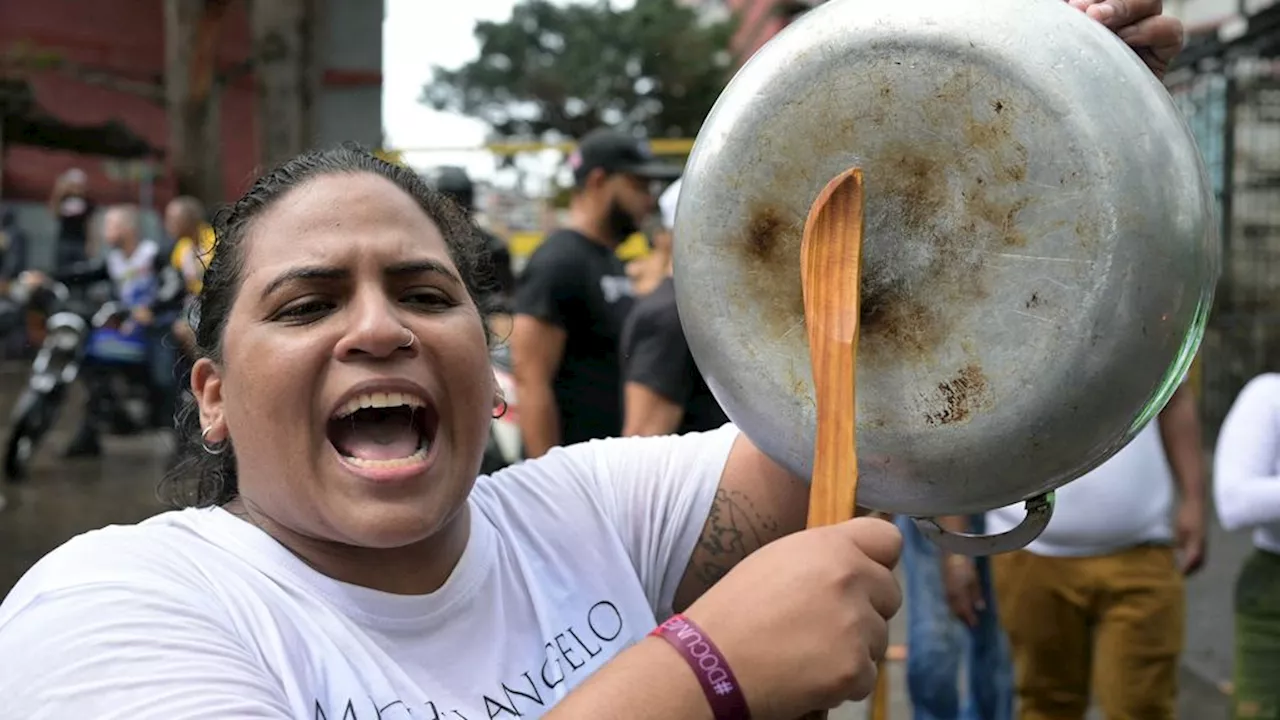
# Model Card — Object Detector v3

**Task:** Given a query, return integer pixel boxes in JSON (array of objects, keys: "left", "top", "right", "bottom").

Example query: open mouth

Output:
[{"left": 326, "top": 391, "right": 438, "bottom": 469}]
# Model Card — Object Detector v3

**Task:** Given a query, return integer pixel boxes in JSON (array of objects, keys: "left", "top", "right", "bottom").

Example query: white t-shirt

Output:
[
  {"left": 986, "top": 422, "right": 1175, "bottom": 557},
  {"left": 0, "top": 425, "right": 739, "bottom": 720},
  {"left": 105, "top": 238, "right": 159, "bottom": 308},
  {"left": 659, "top": 178, "right": 682, "bottom": 230},
  {"left": 1213, "top": 373, "right": 1280, "bottom": 554}
]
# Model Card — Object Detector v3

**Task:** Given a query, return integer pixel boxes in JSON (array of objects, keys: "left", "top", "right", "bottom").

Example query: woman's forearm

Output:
[
  {"left": 1215, "top": 473, "right": 1280, "bottom": 530},
  {"left": 1158, "top": 385, "right": 1207, "bottom": 504},
  {"left": 1214, "top": 376, "right": 1280, "bottom": 530},
  {"left": 546, "top": 637, "right": 714, "bottom": 720}
]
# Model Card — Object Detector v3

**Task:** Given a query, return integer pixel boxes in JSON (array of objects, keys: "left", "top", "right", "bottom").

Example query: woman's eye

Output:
[
  {"left": 404, "top": 291, "right": 456, "bottom": 310},
  {"left": 275, "top": 299, "right": 332, "bottom": 322}
]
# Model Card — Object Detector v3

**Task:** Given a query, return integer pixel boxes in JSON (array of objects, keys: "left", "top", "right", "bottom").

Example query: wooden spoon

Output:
[{"left": 797, "top": 167, "right": 890, "bottom": 720}]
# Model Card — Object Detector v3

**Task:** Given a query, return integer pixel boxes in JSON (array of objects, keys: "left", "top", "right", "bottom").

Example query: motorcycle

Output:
[{"left": 3, "top": 277, "right": 155, "bottom": 482}]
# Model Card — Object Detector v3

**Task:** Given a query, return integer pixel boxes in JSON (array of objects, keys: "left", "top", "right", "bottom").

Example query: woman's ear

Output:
[{"left": 191, "top": 358, "right": 227, "bottom": 441}]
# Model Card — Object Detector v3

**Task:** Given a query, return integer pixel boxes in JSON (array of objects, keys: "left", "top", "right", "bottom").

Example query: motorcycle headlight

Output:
[{"left": 50, "top": 326, "right": 80, "bottom": 352}]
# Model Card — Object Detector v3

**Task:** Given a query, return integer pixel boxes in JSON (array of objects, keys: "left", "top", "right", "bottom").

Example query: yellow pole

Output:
[{"left": 381, "top": 137, "right": 697, "bottom": 158}]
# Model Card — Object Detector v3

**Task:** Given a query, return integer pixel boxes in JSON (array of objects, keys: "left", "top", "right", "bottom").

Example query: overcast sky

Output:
[{"left": 380, "top": 0, "right": 637, "bottom": 185}]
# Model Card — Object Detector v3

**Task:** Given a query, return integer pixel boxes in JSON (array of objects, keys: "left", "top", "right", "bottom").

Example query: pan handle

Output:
[{"left": 911, "top": 492, "right": 1054, "bottom": 557}]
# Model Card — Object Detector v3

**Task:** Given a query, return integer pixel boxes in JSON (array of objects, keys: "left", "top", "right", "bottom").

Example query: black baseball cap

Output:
[
  {"left": 434, "top": 166, "right": 475, "bottom": 209},
  {"left": 568, "top": 129, "right": 682, "bottom": 186}
]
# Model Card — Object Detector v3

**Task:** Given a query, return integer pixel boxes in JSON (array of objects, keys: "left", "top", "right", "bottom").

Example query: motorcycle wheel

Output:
[{"left": 4, "top": 389, "right": 61, "bottom": 483}]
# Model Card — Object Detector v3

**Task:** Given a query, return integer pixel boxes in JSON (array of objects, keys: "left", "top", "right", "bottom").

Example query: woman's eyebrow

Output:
[
  {"left": 385, "top": 259, "right": 463, "bottom": 286},
  {"left": 261, "top": 266, "right": 346, "bottom": 299},
  {"left": 259, "top": 259, "right": 463, "bottom": 300}
]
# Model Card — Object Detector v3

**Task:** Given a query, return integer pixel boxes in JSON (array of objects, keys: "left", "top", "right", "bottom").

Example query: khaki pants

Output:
[{"left": 992, "top": 545, "right": 1184, "bottom": 720}]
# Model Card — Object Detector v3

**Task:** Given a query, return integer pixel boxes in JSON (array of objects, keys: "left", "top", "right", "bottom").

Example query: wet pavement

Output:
[
  {"left": 0, "top": 364, "right": 1244, "bottom": 718},
  {"left": 0, "top": 368, "right": 170, "bottom": 590}
]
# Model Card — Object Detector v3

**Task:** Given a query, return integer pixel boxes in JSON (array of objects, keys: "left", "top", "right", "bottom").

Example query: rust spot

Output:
[
  {"left": 1074, "top": 214, "right": 1098, "bottom": 249},
  {"left": 971, "top": 194, "right": 1031, "bottom": 247},
  {"left": 878, "top": 144, "right": 949, "bottom": 242},
  {"left": 732, "top": 203, "right": 806, "bottom": 343},
  {"left": 860, "top": 291, "right": 939, "bottom": 358},
  {"left": 725, "top": 66, "right": 1052, "bottom": 372},
  {"left": 1000, "top": 143, "right": 1029, "bottom": 183},
  {"left": 925, "top": 363, "right": 990, "bottom": 426},
  {"left": 744, "top": 205, "right": 787, "bottom": 263}
]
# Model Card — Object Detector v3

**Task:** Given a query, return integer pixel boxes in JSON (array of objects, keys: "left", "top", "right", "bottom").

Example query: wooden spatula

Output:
[
  {"left": 796, "top": 167, "right": 889, "bottom": 720},
  {"left": 802, "top": 168, "right": 864, "bottom": 530}
]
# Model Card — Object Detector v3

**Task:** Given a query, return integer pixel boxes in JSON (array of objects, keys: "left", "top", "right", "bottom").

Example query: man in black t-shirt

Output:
[
  {"left": 619, "top": 178, "right": 729, "bottom": 436},
  {"left": 511, "top": 129, "right": 680, "bottom": 457}
]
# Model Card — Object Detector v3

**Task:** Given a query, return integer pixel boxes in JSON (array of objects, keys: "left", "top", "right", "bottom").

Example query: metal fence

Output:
[{"left": 1167, "top": 14, "right": 1280, "bottom": 440}]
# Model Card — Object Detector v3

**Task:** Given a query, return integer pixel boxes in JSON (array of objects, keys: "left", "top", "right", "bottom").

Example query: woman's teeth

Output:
[
  {"left": 342, "top": 446, "right": 430, "bottom": 468},
  {"left": 335, "top": 391, "right": 426, "bottom": 419}
]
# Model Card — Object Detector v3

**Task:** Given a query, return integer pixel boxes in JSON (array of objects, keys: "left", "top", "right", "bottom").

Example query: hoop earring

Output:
[
  {"left": 492, "top": 398, "right": 508, "bottom": 419},
  {"left": 201, "top": 426, "right": 227, "bottom": 456},
  {"left": 399, "top": 328, "right": 416, "bottom": 349}
]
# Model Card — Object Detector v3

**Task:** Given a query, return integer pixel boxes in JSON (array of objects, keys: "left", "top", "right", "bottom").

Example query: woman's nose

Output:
[{"left": 333, "top": 292, "right": 414, "bottom": 360}]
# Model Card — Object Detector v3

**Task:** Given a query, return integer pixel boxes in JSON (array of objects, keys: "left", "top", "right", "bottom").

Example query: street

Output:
[{"left": 0, "top": 365, "right": 1243, "bottom": 719}]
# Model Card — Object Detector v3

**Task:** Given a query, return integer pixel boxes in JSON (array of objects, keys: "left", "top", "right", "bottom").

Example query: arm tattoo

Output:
[{"left": 688, "top": 488, "right": 782, "bottom": 589}]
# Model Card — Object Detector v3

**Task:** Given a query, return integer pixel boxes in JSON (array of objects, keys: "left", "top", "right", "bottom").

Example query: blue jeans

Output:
[{"left": 896, "top": 515, "right": 1013, "bottom": 720}]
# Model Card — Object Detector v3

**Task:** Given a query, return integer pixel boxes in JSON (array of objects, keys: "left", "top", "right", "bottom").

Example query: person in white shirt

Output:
[
  {"left": 0, "top": 145, "right": 901, "bottom": 720},
  {"left": 974, "top": 381, "right": 1207, "bottom": 720},
  {"left": 1212, "top": 373, "right": 1280, "bottom": 720},
  {"left": 28, "top": 204, "right": 175, "bottom": 457},
  {"left": 0, "top": 4, "right": 1184, "bottom": 717}
]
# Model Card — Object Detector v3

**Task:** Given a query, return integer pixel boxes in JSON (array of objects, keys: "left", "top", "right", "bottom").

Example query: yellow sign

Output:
[
  {"left": 374, "top": 148, "right": 407, "bottom": 166},
  {"left": 508, "top": 231, "right": 651, "bottom": 262},
  {"left": 382, "top": 138, "right": 696, "bottom": 158}
]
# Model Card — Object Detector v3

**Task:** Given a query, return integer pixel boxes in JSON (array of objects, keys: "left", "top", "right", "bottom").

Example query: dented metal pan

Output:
[{"left": 673, "top": 0, "right": 1219, "bottom": 554}]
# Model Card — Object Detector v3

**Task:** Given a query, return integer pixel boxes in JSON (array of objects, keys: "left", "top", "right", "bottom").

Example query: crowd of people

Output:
[
  {"left": 7, "top": 176, "right": 216, "bottom": 465},
  {"left": 509, "top": 128, "right": 726, "bottom": 459},
  {"left": 0, "top": 2, "right": 1275, "bottom": 719}
]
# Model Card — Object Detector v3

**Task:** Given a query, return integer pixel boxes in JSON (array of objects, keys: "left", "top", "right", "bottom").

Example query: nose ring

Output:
[{"left": 400, "top": 328, "right": 416, "bottom": 349}]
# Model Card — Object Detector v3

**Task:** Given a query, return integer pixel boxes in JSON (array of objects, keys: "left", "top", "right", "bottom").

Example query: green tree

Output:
[{"left": 422, "top": 0, "right": 735, "bottom": 141}]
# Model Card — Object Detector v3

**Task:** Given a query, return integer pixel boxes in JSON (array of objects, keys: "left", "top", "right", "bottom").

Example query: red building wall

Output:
[
  {"left": 0, "top": 0, "right": 258, "bottom": 205},
  {"left": 727, "top": 0, "right": 825, "bottom": 63},
  {"left": 727, "top": 0, "right": 790, "bottom": 62}
]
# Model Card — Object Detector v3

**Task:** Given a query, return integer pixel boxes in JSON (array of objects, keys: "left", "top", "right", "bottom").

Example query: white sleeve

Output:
[
  {"left": 1213, "top": 375, "right": 1280, "bottom": 531},
  {"left": 0, "top": 582, "right": 292, "bottom": 719},
  {"left": 557, "top": 424, "right": 740, "bottom": 617}
]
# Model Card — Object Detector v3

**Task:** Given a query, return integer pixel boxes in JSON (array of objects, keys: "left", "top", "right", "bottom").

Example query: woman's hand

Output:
[
  {"left": 1068, "top": 0, "right": 1184, "bottom": 79},
  {"left": 683, "top": 516, "right": 903, "bottom": 719}
]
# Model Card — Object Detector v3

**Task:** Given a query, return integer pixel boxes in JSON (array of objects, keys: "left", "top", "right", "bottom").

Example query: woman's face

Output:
[{"left": 192, "top": 173, "right": 495, "bottom": 550}]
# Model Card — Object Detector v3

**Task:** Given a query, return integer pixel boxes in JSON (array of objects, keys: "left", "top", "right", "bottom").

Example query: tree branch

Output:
[{"left": 1, "top": 53, "right": 164, "bottom": 104}]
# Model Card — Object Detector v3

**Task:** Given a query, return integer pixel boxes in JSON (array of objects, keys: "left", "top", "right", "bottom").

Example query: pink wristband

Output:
[{"left": 650, "top": 614, "right": 751, "bottom": 720}]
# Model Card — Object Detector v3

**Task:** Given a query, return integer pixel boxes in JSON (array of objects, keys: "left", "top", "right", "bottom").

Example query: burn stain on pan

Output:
[
  {"left": 725, "top": 63, "right": 1062, "bottom": 424},
  {"left": 924, "top": 363, "right": 992, "bottom": 426},
  {"left": 737, "top": 203, "right": 808, "bottom": 345}
]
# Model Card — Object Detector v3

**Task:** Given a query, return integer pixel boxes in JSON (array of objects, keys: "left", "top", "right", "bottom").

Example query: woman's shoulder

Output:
[
  {"left": 470, "top": 426, "right": 740, "bottom": 522},
  {"left": 469, "top": 443, "right": 609, "bottom": 520},
  {"left": 1230, "top": 373, "right": 1280, "bottom": 412},
  {"left": 1, "top": 509, "right": 229, "bottom": 616},
  {"left": 1241, "top": 373, "right": 1280, "bottom": 394}
]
